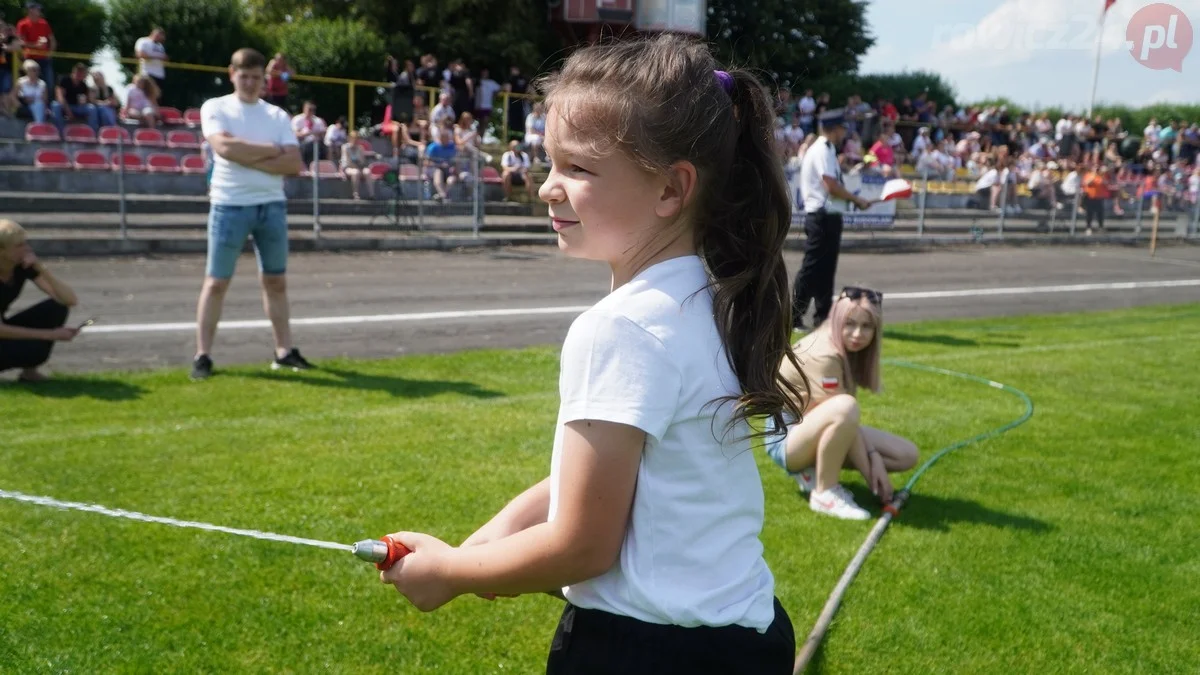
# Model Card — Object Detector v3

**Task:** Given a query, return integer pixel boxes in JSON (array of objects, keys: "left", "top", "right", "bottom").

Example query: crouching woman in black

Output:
[{"left": 0, "top": 219, "right": 79, "bottom": 381}]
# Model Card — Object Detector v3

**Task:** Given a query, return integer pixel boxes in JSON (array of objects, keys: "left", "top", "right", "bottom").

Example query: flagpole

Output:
[{"left": 1086, "top": 3, "right": 1110, "bottom": 118}]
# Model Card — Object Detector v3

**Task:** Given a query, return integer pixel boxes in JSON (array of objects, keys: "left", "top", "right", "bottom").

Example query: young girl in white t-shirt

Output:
[{"left": 379, "top": 35, "right": 806, "bottom": 673}]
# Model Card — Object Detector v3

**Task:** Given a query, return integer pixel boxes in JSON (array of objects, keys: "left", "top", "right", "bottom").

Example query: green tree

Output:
[
  {"left": 707, "top": 0, "right": 874, "bottom": 88},
  {"left": 271, "top": 17, "right": 389, "bottom": 126},
  {"left": 813, "top": 71, "right": 958, "bottom": 110},
  {"left": 0, "top": 0, "right": 107, "bottom": 60},
  {"left": 104, "top": 0, "right": 264, "bottom": 109},
  {"left": 245, "top": 0, "right": 556, "bottom": 77}
]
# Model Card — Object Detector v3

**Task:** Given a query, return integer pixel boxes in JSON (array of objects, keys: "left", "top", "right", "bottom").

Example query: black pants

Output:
[
  {"left": 0, "top": 299, "right": 69, "bottom": 372},
  {"left": 546, "top": 599, "right": 795, "bottom": 675},
  {"left": 1085, "top": 197, "right": 1106, "bottom": 230},
  {"left": 792, "top": 210, "right": 844, "bottom": 327},
  {"left": 151, "top": 75, "right": 167, "bottom": 108}
]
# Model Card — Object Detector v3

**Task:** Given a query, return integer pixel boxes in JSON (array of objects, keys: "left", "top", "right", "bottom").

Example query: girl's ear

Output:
[{"left": 655, "top": 160, "right": 698, "bottom": 220}]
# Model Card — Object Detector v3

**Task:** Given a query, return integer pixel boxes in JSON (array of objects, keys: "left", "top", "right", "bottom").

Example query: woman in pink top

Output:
[{"left": 868, "top": 136, "right": 894, "bottom": 168}]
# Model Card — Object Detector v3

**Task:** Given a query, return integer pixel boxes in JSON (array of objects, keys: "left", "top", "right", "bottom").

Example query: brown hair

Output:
[
  {"left": 540, "top": 34, "right": 808, "bottom": 435},
  {"left": 231, "top": 48, "right": 266, "bottom": 71}
]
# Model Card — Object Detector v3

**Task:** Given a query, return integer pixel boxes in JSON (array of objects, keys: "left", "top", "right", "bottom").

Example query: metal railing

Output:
[
  {"left": 903, "top": 169, "right": 1200, "bottom": 239},
  {"left": 19, "top": 49, "right": 542, "bottom": 145}
]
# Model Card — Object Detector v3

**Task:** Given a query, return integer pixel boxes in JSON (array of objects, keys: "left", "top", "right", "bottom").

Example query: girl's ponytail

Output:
[{"left": 700, "top": 69, "right": 808, "bottom": 433}]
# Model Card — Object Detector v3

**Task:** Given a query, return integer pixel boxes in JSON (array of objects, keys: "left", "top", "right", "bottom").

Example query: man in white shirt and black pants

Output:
[
  {"left": 134, "top": 27, "right": 168, "bottom": 106},
  {"left": 192, "top": 48, "right": 310, "bottom": 381},
  {"left": 793, "top": 110, "right": 871, "bottom": 329}
]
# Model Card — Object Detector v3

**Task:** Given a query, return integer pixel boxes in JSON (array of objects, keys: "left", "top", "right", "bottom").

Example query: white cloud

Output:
[{"left": 912, "top": 0, "right": 1200, "bottom": 74}]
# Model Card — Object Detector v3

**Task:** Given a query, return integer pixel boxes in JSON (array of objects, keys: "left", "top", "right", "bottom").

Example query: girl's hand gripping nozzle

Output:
[{"left": 351, "top": 536, "right": 411, "bottom": 570}]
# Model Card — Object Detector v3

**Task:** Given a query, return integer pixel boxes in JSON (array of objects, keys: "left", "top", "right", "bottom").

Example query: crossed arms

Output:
[{"left": 207, "top": 132, "right": 303, "bottom": 176}]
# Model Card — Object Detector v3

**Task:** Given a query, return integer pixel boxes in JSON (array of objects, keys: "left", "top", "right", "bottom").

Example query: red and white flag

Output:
[
  {"left": 821, "top": 377, "right": 840, "bottom": 390},
  {"left": 879, "top": 179, "right": 913, "bottom": 202}
]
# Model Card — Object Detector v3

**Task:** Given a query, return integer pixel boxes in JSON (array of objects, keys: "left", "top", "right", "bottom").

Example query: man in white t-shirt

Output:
[
  {"left": 134, "top": 27, "right": 168, "bottom": 105},
  {"left": 291, "top": 101, "right": 328, "bottom": 164},
  {"left": 474, "top": 68, "right": 501, "bottom": 127},
  {"left": 793, "top": 109, "right": 871, "bottom": 329},
  {"left": 192, "top": 47, "right": 308, "bottom": 381},
  {"left": 917, "top": 139, "right": 955, "bottom": 180},
  {"left": 430, "top": 92, "right": 456, "bottom": 128},
  {"left": 782, "top": 116, "right": 806, "bottom": 155},
  {"left": 1144, "top": 118, "right": 1162, "bottom": 149},
  {"left": 797, "top": 88, "right": 816, "bottom": 134},
  {"left": 500, "top": 139, "right": 533, "bottom": 200},
  {"left": 911, "top": 126, "right": 932, "bottom": 161}
]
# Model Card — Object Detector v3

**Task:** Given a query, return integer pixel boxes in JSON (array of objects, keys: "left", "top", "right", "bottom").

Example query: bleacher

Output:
[{"left": 0, "top": 112, "right": 519, "bottom": 207}]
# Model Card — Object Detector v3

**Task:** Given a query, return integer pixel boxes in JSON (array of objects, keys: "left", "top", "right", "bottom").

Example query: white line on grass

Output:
[
  {"left": 0, "top": 488, "right": 352, "bottom": 552},
  {"left": 82, "top": 279, "right": 1200, "bottom": 335}
]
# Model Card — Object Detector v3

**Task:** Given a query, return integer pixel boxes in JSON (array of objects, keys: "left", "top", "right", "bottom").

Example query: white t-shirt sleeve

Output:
[
  {"left": 559, "top": 310, "right": 682, "bottom": 441},
  {"left": 277, "top": 110, "right": 300, "bottom": 147},
  {"left": 199, "top": 100, "right": 228, "bottom": 140},
  {"left": 135, "top": 37, "right": 150, "bottom": 57}
]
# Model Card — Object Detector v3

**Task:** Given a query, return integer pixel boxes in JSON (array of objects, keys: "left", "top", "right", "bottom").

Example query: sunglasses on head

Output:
[{"left": 840, "top": 286, "right": 883, "bottom": 306}]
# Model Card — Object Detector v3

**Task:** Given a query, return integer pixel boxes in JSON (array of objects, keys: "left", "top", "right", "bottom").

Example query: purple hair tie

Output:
[{"left": 714, "top": 70, "right": 734, "bottom": 94}]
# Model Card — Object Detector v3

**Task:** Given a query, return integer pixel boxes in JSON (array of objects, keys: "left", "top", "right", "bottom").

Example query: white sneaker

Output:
[
  {"left": 793, "top": 467, "right": 816, "bottom": 494},
  {"left": 809, "top": 486, "right": 871, "bottom": 521}
]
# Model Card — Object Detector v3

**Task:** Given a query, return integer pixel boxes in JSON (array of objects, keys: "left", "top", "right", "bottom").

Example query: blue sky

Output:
[{"left": 858, "top": 0, "right": 1199, "bottom": 110}]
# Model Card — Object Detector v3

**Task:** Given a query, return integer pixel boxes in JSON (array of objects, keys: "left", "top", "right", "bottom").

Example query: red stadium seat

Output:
[
  {"left": 25, "top": 122, "right": 60, "bottom": 142},
  {"left": 98, "top": 126, "right": 132, "bottom": 145},
  {"left": 159, "top": 107, "right": 185, "bottom": 126},
  {"left": 73, "top": 150, "right": 110, "bottom": 171},
  {"left": 34, "top": 148, "right": 71, "bottom": 169},
  {"left": 146, "top": 153, "right": 180, "bottom": 173},
  {"left": 166, "top": 130, "right": 200, "bottom": 149},
  {"left": 184, "top": 108, "right": 202, "bottom": 127},
  {"left": 180, "top": 154, "right": 208, "bottom": 175},
  {"left": 63, "top": 124, "right": 97, "bottom": 143},
  {"left": 480, "top": 166, "right": 503, "bottom": 184},
  {"left": 111, "top": 152, "right": 145, "bottom": 172},
  {"left": 134, "top": 128, "right": 166, "bottom": 147},
  {"left": 367, "top": 161, "right": 390, "bottom": 180},
  {"left": 399, "top": 163, "right": 420, "bottom": 181}
]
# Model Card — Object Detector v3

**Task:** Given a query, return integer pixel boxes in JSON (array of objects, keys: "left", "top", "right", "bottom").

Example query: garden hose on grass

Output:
[{"left": 793, "top": 360, "right": 1035, "bottom": 675}]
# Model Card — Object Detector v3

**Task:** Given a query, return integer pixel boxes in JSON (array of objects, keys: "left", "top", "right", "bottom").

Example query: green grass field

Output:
[{"left": 2, "top": 304, "right": 1198, "bottom": 674}]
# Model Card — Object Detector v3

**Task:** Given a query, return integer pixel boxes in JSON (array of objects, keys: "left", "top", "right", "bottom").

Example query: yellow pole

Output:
[{"left": 348, "top": 82, "right": 355, "bottom": 130}]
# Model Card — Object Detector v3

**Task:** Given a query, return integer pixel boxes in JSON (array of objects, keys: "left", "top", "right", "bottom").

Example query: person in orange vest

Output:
[{"left": 1082, "top": 165, "right": 1113, "bottom": 235}]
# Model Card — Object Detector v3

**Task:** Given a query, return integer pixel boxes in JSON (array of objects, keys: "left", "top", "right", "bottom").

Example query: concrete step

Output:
[
  {"left": 11, "top": 212, "right": 553, "bottom": 234},
  {"left": 0, "top": 166, "right": 508, "bottom": 201},
  {"left": 0, "top": 191, "right": 534, "bottom": 217}
]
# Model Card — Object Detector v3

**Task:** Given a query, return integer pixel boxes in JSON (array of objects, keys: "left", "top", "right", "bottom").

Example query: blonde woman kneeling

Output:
[{"left": 764, "top": 287, "right": 918, "bottom": 520}]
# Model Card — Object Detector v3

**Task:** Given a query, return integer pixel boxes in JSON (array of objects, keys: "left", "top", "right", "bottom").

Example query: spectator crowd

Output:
[
  {"left": 773, "top": 87, "right": 1200, "bottom": 234},
  {"left": 2, "top": 0, "right": 1197, "bottom": 215}
]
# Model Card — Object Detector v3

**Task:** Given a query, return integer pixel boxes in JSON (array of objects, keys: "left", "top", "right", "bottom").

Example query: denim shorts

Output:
[
  {"left": 762, "top": 414, "right": 801, "bottom": 476},
  {"left": 206, "top": 201, "right": 288, "bottom": 279}
]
